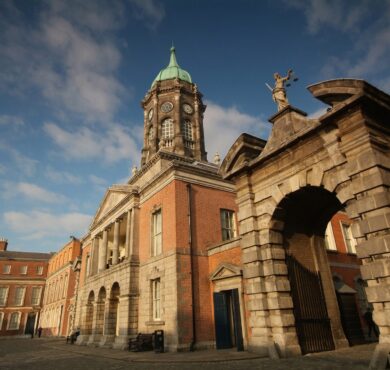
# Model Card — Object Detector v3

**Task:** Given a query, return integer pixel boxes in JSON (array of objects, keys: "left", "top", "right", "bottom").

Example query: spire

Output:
[{"left": 168, "top": 45, "right": 179, "bottom": 68}]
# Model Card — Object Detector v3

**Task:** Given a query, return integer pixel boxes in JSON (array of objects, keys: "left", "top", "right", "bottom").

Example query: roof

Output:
[
  {"left": 0, "top": 250, "right": 52, "bottom": 261},
  {"left": 151, "top": 46, "right": 192, "bottom": 87}
]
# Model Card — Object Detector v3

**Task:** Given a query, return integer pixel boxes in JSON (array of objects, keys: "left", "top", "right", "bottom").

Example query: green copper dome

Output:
[{"left": 152, "top": 46, "right": 192, "bottom": 87}]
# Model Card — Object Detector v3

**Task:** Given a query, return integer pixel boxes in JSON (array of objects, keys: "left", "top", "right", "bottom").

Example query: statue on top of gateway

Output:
[{"left": 266, "top": 69, "right": 298, "bottom": 111}]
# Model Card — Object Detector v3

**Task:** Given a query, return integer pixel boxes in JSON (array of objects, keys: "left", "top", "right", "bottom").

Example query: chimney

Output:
[{"left": 0, "top": 238, "right": 8, "bottom": 251}]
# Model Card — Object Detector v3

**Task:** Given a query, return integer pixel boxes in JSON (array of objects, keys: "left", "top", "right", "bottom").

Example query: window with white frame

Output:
[
  {"left": 161, "top": 118, "right": 174, "bottom": 139},
  {"left": 151, "top": 278, "right": 161, "bottom": 320},
  {"left": 8, "top": 312, "right": 20, "bottom": 330},
  {"left": 20, "top": 265, "right": 27, "bottom": 275},
  {"left": 36, "top": 266, "right": 43, "bottom": 275},
  {"left": 31, "top": 287, "right": 42, "bottom": 306},
  {"left": 14, "top": 287, "right": 25, "bottom": 306},
  {"left": 3, "top": 265, "right": 11, "bottom": 274},
  {"left": 0, "top": 312, "right": 3, "bottom": 330},
  {"left": 182, "top": 120, "right": 193, "bottom": 140},
  {"left": 341, "top": 222, "right": 357, "bottom": 254},
  {"left": 151, "top": 209, "right": 162, "bottom": 256},
  {"left": 0, "top": 286, "right": 8, "bottom": 306},
  {"left": 324, "top": 222, "right": 337, "bottom": 251},
  {"left": 220, "top": 209, "right": 237, "bottom": 241}
]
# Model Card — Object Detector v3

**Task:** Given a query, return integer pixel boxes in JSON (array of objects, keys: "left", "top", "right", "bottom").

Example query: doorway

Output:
[
  {"left": 213, "top": 289, "right": 243, "bottom": 351},
  {"left": 25, "top": 313, "right": 36, "bottom": 336}
]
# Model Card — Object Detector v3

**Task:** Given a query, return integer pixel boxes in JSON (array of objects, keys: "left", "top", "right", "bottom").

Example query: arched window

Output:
[
  {"left": 161, "top": 118, "right": 174, "bottom": 139},
  {"left": 182, "top": 120, "right": 193, "bottom": 141}
]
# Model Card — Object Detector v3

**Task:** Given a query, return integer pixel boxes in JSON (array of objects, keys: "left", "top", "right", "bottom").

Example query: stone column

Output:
[
  {"left": 113, "top": 295, "right": 131, "bottom": 349},
  {"left": 89, "top": 238, "right": 95, "bottom": 276},
  {"left": 112, "top": 219, "right": 121, "bottom": 265},
  {"left": 129, "top": 206, "right": 139, "bottom": 259},
  {"left": 87, "top": 302, "right": 99, "bottom": 346},
  {"left": 124, "top": 210, "right": 132, "bottom": 260},
  {"left": 98, "top": 229, "right": 108, "bottom": 272},
  {"left": 99, "top": 298, "right": 116, "bottom": 348}
]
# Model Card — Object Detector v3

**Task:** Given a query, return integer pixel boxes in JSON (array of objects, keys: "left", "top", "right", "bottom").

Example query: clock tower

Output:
[{"left": 140, "top": 47, "right": 207, "bottom": 166}]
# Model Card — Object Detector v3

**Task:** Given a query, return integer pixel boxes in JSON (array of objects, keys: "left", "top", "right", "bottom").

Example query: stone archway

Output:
[
  {"left": 220, "top": 79, "right": 390, "bottom": 367},
  {"left": 108, "top": 282, "right": 120, "bottom": 337},
  {"left": 85, "top": 291, "right": 94, "bottom": 335},
  {"left": 77, "top": 290, "right": 95, "bottom": 345},
  {"left": 271, "top": 186, "right": 348, "bottom": 354},
  {"left": 88, "top": 287, "right": 106, "bottom": 346}
]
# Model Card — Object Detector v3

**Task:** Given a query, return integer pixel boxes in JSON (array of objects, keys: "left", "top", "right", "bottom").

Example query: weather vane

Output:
[{"left": 266, "top": 69, "right": 298, "bottom": 111}]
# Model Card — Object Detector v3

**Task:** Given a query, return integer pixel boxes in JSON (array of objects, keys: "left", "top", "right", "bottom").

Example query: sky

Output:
[{"left": 0, "top": 0, "right": 389, "bottom": 253}]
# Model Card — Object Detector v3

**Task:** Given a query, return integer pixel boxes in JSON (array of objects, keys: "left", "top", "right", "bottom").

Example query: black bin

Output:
[{"left": 154, "top": 330, "right": 164, "bottom": 353}]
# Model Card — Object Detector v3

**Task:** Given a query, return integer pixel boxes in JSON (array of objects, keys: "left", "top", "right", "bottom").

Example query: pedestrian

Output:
[
  {"left": 38, "top": 326, "right": 42, "bottom": 338},
  {"left": 364, "top": 307, "right": 379, "bottom": 338}
]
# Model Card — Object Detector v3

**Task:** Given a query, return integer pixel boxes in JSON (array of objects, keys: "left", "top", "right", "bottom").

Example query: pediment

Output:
[
  {"left": 90, "top": 185, "right": 133, "bottom": 229},
  {"left": 210, "top": 263, "right": 242, "bottom": 281},
  {"left": 219, "top": 133, "right": 266, "bottom": 179}
]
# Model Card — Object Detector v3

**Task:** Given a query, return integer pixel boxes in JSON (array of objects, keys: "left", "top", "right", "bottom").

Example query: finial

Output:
[
  {"left": 214, "top": 152, "right": 221, "bottom": 165},
  {"left": 168, "top": 44, "right": 179, "bottom": 67}
]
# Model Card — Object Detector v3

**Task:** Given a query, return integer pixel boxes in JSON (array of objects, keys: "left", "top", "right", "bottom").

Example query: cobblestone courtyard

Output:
[{"left": 0, "top": 338, "right": 377, "bottom": 370}]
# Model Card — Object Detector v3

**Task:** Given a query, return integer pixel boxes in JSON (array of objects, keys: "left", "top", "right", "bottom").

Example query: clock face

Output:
[
  {"left": 183, "top": 103, "right": 193, "bottom": 114},
  {"left": 148, "top": 108, "right": 154, "bottom": 121},
  {"left": 161, "top": 101, "right": 173, "bottom": 113}
]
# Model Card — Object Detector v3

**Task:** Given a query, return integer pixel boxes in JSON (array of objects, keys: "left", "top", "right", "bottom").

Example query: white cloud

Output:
[
  {"left": 0, "top": 1, "right": 127, "bottom": 122},
  {"left": 45, "top": 166, "right": 83, "bottom": 185},
  {"left": 128, "top": 0, "right": 165, "bottom": 29},
  {"left": 2, "top": 182, "right": 67, "bottom": 204},
  {"left": 89, "top": 175, "right": 107, "bottom": 186},
  {"left": 284, "top": 0, "right": 369, "bottom": 34},
  {"left": 4, "top": 210, "right": 92, "bottom": 239},
  {"left": 0, "top": 143, "right": 39, "bottom": 177},
  {"left": 285, "top": 0, "right": 390, "bottom": 92},
  {"left": 0, "top": 164, "right": 6, "bottom": 175},
  {"left": 203, "top": 101, "right": 267, "bottom": 159},
  {"left": 0, "top": 115, "right": 24, "bottom": 126},
  {"left": 44, "top": 122, "right": 141, "bottom": 163}
]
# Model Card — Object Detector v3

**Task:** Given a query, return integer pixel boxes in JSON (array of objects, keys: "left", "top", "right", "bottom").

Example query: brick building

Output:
[
  {"left": 74, "top": 48, "right": 389, "bottom": 365},
  {"left": 325, "top": 212, "right": 369, "bottom": 344},
  {"left": 75, "top": 47, "right": 244, "bottom": 350},
  {"left": 0, "top": 238, "right": 51, "bottom": 337},
  {"left": 39, "top": 237, "right": 81, "bottom": 336}
]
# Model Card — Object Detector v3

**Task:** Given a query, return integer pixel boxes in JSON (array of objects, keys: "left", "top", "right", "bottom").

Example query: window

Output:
[
  {"left": 8, "top": 312, "right": 20, "bottom": 330},
  {"left": 0, "top": 287, "right": 8, "bottom": 306},
  {"left": 220, "top": 209, "right": 237, "bottom": 241},
  {"left": 36, "top": 266, "right": 43, "bottom": 275},
  {"left": 341, "top": 222, "right": 357, "bottom": 254},
  {"left": 161, "top": 118, "right": 174, "bottom": 139},
  {"left": 151, "top": 209, "right": 162, "bottom": 256},
  {"left": 31, "top": 287, "right": 42, "bottom": 306},
  {"left": 182, "top": 120, "right": 193, "bottom": 140},
  {"left": 20, "top": 265, "right": 27, "bottom": 275},
  {"left": 86, "top": 255, "right": 91, "bottom": 277},
  {"left": 151, "top": 279, "right": 161, "bottom": 320},
  {"left": 3, "top": 265, "right": 11, "bottom": 274},
  {"left": 14, "top": 287, "right": 25, "bottom": 306},
  {"left": 324, "top": 222, "right": 337, "bottom": 251},
  {"left": 0, "top": 312, "right": 3, "bottom": 330},
  {"left": 148, "top": 127, "right": 154, "bottom": 145}
]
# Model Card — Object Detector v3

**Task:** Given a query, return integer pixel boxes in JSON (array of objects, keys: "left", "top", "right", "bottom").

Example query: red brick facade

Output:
[
  {"left": 39, "top": 238, "right": 81, "bottom": 336},
  {"left": 0, "top": 240, "right": 50, "bottom": 337}
]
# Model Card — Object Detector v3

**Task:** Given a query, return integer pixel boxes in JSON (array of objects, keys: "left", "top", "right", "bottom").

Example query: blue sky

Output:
[{"left": 1, "top": 0, "right": 389, "bottom": 253}]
